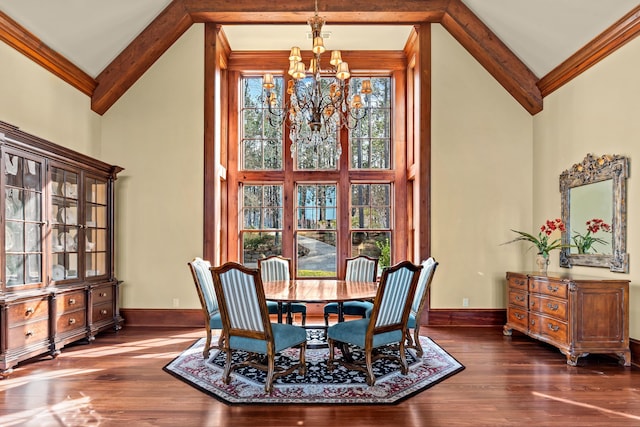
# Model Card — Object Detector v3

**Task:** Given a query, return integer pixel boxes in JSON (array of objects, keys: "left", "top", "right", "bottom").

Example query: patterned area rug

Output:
[{"left": 163, "top": 333, "right": 464, "bottom": 405}]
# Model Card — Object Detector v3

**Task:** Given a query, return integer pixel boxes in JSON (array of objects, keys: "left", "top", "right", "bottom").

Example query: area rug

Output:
[{"left": 163, "top": 334, "right": 464, "bottom": 405}]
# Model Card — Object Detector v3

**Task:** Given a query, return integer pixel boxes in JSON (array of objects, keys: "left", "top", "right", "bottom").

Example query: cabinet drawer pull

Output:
[
  {"left": 515, "top": 279, "right": 525, "bottom": 285},
  {"left": 68, "top": 298, "right": 76, "bottom": 305},
  {"left": 25, "top": 307, "right": 34, "bottom": 316},
  {"left": 514, "top": 313, "right": 525, "bottom": 320},
  {"left": 547, "top": 323, "right": 560, "bottom": 332},
  {"left": 546, "top": 302, "right": 559, "bottom": 311},
  {"left": 515, "top": 295, "right": 525, "bottom": 302},
  {"left": 99, "top": 292, "right": 107, "bottom": 297},
  {"left": 100, "top": 309, "right": 108, "bottom": 315},
  {"left": 530, "top": 319, "right": 536, "bottom": 326},
  {"left": 530, "top": 301, "right": 535, "bottom": 308},
  {"left": 25, "top": 330, "right": 34, "bottom": 337},
  {"left": 69, "top": 318, "right": 77, "bottom": 325},
  {"left": 547, "top": 285, "right": 559, "bottom": 293}
]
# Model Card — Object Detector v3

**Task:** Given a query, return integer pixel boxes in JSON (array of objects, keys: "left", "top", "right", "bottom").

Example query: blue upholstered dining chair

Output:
[
  {"left": 210, "top": 262, "right": 307, "bottom": 393},
  {"left": 323, "top": 255, "right": 378, "bottom": 328},
  {"left": 327, "top": 260, "right": 422, "bottom": 386},
  {"left": 187, "top": 257, "right": 223, "bottom": 358},
  {"left": 258, "top": 255, "right": 306, "bottom": 325},
  {"left": 406, "top": 257, "right": 438, "bottom": 356}
]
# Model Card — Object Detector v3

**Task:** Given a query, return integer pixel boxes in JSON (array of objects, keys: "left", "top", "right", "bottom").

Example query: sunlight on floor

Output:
[
  {"left": 0, "top": 368, "right": 102, "bottom": 392},
  {"left": 0, "top": 393, "right": 102, "bottom": 426},
  {"left": 532, "top": 391, "right": 640, "bottom": 420},
  {"left": 63, "top": 337, "right": 196, "bottom": 358}
]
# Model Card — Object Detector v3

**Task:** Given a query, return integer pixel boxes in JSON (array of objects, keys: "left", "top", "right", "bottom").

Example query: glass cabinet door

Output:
[
  {"left": 51, "top": 166, "right": 79, "bottom": 281},
  {"left": 84, "top": 175, "right": 108, "bottom": 277},
  {"left": 4, "top": 152, "right": 43, "bottom": 287}
]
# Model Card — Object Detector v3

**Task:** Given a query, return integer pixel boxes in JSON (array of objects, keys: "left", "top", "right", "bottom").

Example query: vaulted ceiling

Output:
[{"left": 0, "top": 0, "right": 638, "bottom": 115}]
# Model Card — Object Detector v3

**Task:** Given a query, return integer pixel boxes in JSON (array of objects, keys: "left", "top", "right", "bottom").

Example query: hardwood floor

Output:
[{"left": 0, "top": 325, "right": 639, "bottom": 427}]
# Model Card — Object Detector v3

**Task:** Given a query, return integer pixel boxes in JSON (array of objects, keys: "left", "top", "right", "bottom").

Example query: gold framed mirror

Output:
[{"left": 559, "top": 153, "right": 629, "bottom": 272}]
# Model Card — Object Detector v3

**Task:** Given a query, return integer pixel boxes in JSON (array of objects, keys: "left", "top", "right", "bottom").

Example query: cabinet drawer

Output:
[
  {"left": 93, "top": 286, "right": 113, "bottom": 304},
  {"left": 507, "top": 306, "right": 528, "bottom": 330},
  {"left": 530, "top": 313, "right": 568, "bottom": 344},
  {"left": 530, "top": 278, "right": 568, "bottom": 299},
  {"left": 508, "top": 275, "right": 528, "bottom": 291},
  {"left": 8, "top": 318, "right": 49, "bottom": 348},
  {"left": 57, "top": 291, "right": 86, "bottom": 313},
  {"left": 8, "top": 298, "right": 49, "bottom": 323},
  {"left": 57, "top": 311, "right": 87, "bottom": 333},
  {"left": 530, "top": 295, "right": 568, "bottom": 321},
  {"left": 92, "top": 304, "right": 113, "bottom": 323},
  {"left": 508, "top": 289, "right": 528, "bottom": 308}
]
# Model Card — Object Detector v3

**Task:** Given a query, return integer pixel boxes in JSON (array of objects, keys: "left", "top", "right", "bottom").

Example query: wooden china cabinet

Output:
[{"left": 0, "top": 121, "right": 123, "bottom": 377}]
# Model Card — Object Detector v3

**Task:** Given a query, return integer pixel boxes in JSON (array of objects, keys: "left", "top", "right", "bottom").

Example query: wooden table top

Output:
[{"left": 263, "top": 279, "right": 378, "bottom": 303}]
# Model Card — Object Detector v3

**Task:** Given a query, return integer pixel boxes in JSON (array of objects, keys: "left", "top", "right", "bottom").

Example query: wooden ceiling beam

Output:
[
  {"left": 441, "top": 0, "right": 542, "bottom": 115},
  {"left": 91, "top": 0, "right": 193, "bottom": 115},
  {"left": 538, "top": 4, "right": 640, "bottom": 97},
  {"left": 0, "top": 11, "right": 96, "bottom": 96}
]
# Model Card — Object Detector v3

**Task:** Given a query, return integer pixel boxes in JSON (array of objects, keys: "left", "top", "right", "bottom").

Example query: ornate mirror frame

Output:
[{"left": 559, "top": 153, "right": 629, "bottom": 272}]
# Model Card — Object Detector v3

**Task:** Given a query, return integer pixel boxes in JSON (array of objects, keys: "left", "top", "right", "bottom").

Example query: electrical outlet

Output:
[
  {"left": 172, "top": 298, "right": 180, "bottom": 308},
  {"left": 462, "top": 297, "right": 469, "bottom": 307}
]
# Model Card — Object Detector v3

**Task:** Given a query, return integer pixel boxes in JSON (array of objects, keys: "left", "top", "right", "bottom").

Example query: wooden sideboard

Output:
[{"left": 503, "top": 271, "right": 630, "bottom": 366}]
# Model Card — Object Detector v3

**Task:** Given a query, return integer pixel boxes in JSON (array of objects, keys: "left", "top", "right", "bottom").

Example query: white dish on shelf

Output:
[
  {"left": 64, "top": 183, "right": 78, "bottom": 198},
  {"left": 52, "top": 264, "right": 65, "bottom": 281}
]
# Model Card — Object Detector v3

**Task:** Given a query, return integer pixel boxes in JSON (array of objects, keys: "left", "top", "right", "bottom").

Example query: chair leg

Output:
[
  {"left": 327, "top": 339, "right": 335, "bottom": 371},
  {"left": 298, "top": 342, "right": 307, "bottom": 375},
  {"left": 301, "top": 312, "right": 306, "bottom": 326},
  {"left": 399, "top": 340, "right": 409, "bottom": 375},
  {"left": 413, "top": 325, "right": 423, "bottom": 357},
  {"left": 265, "top": 353, "right": 276, "bottom": 394},
  {"left": 203, "top": 328, "right": 212, "bottom": 358},
  {"left": 222, "top": 348, "right": 233, "bottom": 385},
  {"left": 365, "top": 349, "right": 375, "bottom": 386}
]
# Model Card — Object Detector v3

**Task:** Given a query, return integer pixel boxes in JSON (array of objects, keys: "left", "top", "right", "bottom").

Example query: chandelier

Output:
[{"left": 262, "top": 0, "right": 371, "bottom": 160}]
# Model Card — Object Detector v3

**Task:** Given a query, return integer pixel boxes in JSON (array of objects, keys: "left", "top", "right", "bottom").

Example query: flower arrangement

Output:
[
  {"left": 503, "top": 218, "right": 567, "bottom": 259},
  {"left": 572, "top": 218, "right": 611, "bottom": 254}
]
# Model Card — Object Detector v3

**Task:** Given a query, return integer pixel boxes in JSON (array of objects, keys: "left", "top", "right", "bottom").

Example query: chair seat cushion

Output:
[
  {"left": 327, "top": 318, "right": 403, "bottom": 348},
  {"left": 324, "top": 301, "right": 373, "bottom": 316},
  {"left": 267, "top": 301, "right": 306, "bottom": 314},
  {"left": 229, "top": 323, "right": 307, "bottom": 354},
  {"left": 209, "top": 313, "right": 223, "bottom": 330},
  {"left": 407, "top": 313, "right": 416, "bottom": 329}
]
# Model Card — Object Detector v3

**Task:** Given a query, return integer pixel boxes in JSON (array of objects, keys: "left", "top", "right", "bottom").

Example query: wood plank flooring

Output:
[{"left": 0, "top": 325, "right": 638, "bottom": 427}]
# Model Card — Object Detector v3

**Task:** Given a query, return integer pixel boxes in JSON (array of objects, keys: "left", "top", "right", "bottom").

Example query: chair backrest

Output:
[
  {"left": 410, "top": 257, "right": 438, "bottom": 317},
  {"left": 188, "top": 257, "right": 220, "bottom": 318},
  {"left": 344, "top": 255, "right": 378, "bottom": 282},
  {"left": 368, "top": 260, "right": 422, "bottom": 333},
  {"left": 258, "top": 255, "right": 292, "bottom": 282},
  {"left": 210, "top": 262, "right": 272, "bottom": 342}
]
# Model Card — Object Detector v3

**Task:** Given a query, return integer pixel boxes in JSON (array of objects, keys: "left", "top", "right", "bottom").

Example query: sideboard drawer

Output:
[
  {"left": 92, "top": 304, "right": 113, "bottom": 323},
  {"left": 57, "top": 310, "right": 87, "bottom": 334},
  {"left": 8, "top": 318, "right": 49, "bottom": 348},
  {"left": 530, "top": 313, "right": 568, "bottom": 345},
  {"left": 530, "top": 279, "right": 568, "bottom": 299},
  {"left": 93, "top": 286, "right": 113, "bottom": 304},
  {"left": 508, "top": 275, "right": 528, "bottom": 291},
  {"left": 57, "top": 291, "right": 86, "bottom": 313},
  {"left": 530, "top": 295, "right": 568, "bottom": 321},
  {"left": 508, "top": 289, "right": 528, "bottom": 308},
  {"left": 507, "top": 306, "right": 528, "bottom": 330},
  {"left": 8, "top": 298, "right": 49, "bottom": 323}
]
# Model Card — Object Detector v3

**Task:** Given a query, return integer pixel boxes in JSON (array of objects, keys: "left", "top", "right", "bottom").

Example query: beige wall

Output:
[
  {"left": 0, "top": 43, "right": 101, "bottom": 156},
  {"left": 431, "top": 25, "right": 533, "bottom": 309},
  {"left": 101, "top": 25, "right": 204, "bottom": 309},
  {"left": 533, "top": 36, "right": 640, "bottom": 337}
]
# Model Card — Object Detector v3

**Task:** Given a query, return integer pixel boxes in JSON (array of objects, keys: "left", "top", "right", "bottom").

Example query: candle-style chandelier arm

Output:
[{"left": 260, "top": 0, "right": 372, "bottom": 160}]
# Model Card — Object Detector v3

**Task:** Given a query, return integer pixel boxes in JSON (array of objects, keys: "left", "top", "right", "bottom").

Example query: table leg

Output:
[
  {"left": 337, "top": 302, "right": 344, "bottom": 323},
  {"left": 277, "top": 302, "right": 283, "bottom": 323},
  {"left": 286, "top": 303, "right": 293, "bottom": 324}
]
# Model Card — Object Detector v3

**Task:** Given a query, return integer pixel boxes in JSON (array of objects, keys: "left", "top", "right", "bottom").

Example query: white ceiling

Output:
[{"left": 0, "top": 0, "right": 637, "bottom": 78}]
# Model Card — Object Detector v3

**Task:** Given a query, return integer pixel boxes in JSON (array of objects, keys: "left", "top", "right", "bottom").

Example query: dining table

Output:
[{"left": 263, "top": 278, "right": 379, "bottom": 325}]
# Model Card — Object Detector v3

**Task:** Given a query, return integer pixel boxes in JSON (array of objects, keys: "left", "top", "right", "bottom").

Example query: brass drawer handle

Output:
[
  {"left": 514, "top": 313, "right": 525, "bottom": 320},
  {"left": 515, "top": 295, "right": 525, "bottom": 302},
  {"left": 100, "top": 309, "right": 108, "bottom": 315},
  {"left": 530, "top": 301, "right": 536, "bottom": 307},
  {"left": 25, "top": 331, "right": 34, "bottom": 337},
  {"left": 530, "top": 319, "right": 536, "bottom": 326},
  {"left": 547, "top": 285, "right": 559, "bottom": 293},
  {"left": 99, "top": 292, "right": 107, "bottom": 297},
  {"left": 25, "top": 308, "right": 34, "bottom": 316},
  {"left": 69, "top": 298, "right": 76, "bottom": 305},
  {"left": 515, "top": 279, "right": 525, "bottom": 285},
  {"left": 546, "top": 302, "right": 559, "bottom": 311},
  {"left": 548, "top": 323, "right": 560, "bottom": 332}
]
